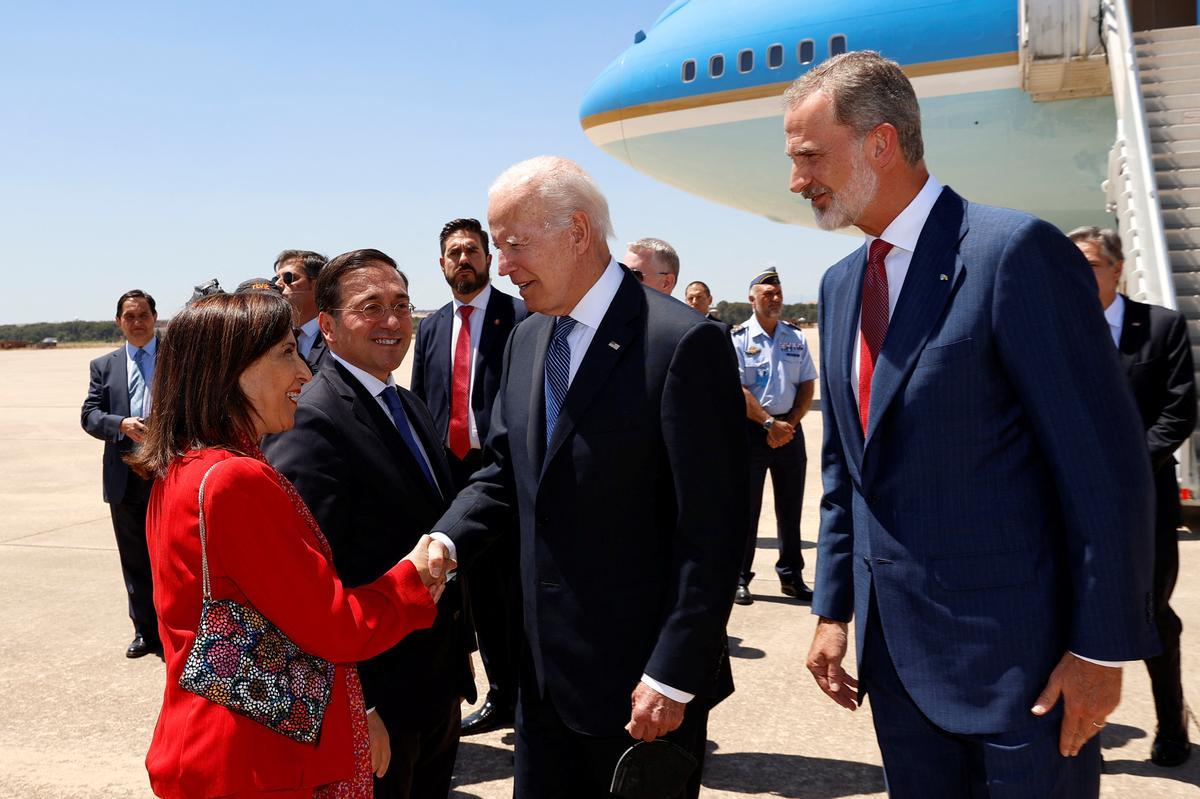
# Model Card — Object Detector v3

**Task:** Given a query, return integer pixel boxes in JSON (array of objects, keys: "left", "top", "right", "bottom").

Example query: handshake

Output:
[{"left": 403, "top": 535, "right": 457, "bottom": 603}]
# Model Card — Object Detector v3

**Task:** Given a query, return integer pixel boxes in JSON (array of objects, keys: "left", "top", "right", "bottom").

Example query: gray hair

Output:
[
  {"left": 627, "top": 237, "right": 680, "bottom": 276},
  {"left": 488, "top": 156, "right": 615, "bottom": 245},
  {"left": 783, "top": 50, "right": 924, "bottom": 166},
  {"left": 1067, "top": 226, "right": 1124, "bottom": 264}
]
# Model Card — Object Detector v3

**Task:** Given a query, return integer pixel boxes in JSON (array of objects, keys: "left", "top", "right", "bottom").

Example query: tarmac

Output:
[{"left": 1, "top": 338, "right": 1198, "bottom": 798}]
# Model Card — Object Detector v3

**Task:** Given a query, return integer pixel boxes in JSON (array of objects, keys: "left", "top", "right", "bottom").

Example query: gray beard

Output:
[{"left": 812, "top": 151, "right": 879, "bottom": 231}]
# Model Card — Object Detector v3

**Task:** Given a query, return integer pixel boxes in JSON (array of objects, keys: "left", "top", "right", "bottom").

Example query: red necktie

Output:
[
  {"left": 858, "top": 239, "right": 894, "bottom": 433},
  {"left": 448, "top": 305, "right": 475, "bottom": 459}
]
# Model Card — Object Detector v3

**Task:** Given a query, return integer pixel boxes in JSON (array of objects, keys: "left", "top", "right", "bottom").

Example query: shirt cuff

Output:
[
  {"left": 1069, "top": 651, "right": 1124, "bottom": 668},
  {"left": 640, "top": 674, "right": 694, "bottom": 704},
  {"left": 429, "top": 532, "right": 458, "bottom": 564},
  {"left": 365, "top": 706, "right": 376, "bottom": 716}
]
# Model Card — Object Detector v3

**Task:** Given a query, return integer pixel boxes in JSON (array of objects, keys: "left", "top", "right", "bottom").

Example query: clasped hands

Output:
[
  {"left": 404, "top": 535, "right": 456, "bottom": 603},
  {"left": 805, "top": 619, "right": 1121, "bottom": 757}
]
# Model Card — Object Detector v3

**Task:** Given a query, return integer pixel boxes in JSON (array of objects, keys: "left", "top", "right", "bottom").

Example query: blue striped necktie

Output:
[
  {"left": 544, "top": 316, "right": 577, "bottom": 448},
  {"left": 130, "top": 348, "right": 148, "bottom": 418},
  {"left": 379, "top": 385, "right": 438, "bottom": 492}
]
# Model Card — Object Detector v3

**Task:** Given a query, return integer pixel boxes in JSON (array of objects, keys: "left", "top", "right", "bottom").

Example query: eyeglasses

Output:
[
  {"left": 629, "top": 269, "right": 671, "bottom": 282},
  {"left": 332, "top": 302, "right": 416, "bottom": 321}
]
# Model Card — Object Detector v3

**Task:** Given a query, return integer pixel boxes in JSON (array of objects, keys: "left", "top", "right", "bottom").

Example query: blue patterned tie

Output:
[
  {"left": 379, "top": 386, "right": 438, "bottom": 491},
  {"left": 544, "top": 316, "right": 577, "bottom": 448},
  {"left": 129, "top": 348, "right": 148, "bottom": 418}
]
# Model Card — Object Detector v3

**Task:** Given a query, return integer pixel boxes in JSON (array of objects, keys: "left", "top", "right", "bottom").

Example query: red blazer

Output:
[{"left": 144, "top": 449, "right": 437, "bottom": 798}]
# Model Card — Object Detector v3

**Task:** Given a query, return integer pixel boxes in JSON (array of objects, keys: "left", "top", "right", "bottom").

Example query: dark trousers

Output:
[
  {"left": 861, "top": 591, "right": 1100, "bottom": 798},
  {"left": 108, "top": 475, "right": 158, "bottom": 641},
  {"left": 374, "top": 698, "right": 461, "bottom": 799},
  {"left": 448, "top": 448, "right": 520, "bottom": 706},
  {"left": 739, "top": 423, "right": 806, "bottom": 587},
  {"left": 1145, "top": 471, "right": 1186, "bottom": 739},
  {"left": 514, "top": 683, "right": 709, "bottom": 799}
]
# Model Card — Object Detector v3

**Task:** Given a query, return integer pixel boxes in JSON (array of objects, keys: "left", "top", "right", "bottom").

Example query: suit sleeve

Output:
[
  {"left": 261, "top": 401, "right": 358, "bottom": 579},
  {"left": 993, "top": 218, "right": 1156, "bottom": 661},
  {"left": 1146, "top": 311, "right": 1197, "bottom": 471},
  {"left": 81, "top": 358, "right": 124, "bottom": 441},
  {"left": 432, "top": 331, "right": 520, "bottom": 565},
  {"left": 411, "top": 318, "right": 429, "bottom": 401},
  {"left": 642, "top": 322, "right": 749, "bottom": 692},
  {"left": 812, "top": 271, "right": 858, "bottom": 622},
  {"left": 204, "top": 458, "right": 437, "bottom": 664}
]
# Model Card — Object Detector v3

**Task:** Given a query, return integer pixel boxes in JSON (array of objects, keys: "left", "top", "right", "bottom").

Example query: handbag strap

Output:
[{"left": 196, "top": 461, "right": 224, "bottom": 601}]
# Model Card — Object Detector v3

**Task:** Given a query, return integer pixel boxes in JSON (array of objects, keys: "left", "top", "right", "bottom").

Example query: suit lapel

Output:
[
  {"left": 474, "top": 291, "right": 509, "bottom": 409},
  {"left": 399, "top": 388, "right": 452, "bottom": 503},
  {"left": 432, "top": 304, "right": 453, "bottom": 407},
  {"left": 1117, "top": 296, "right": 1147, "bottom": 374},
  {"left": 542, "top": 274, "right": 642, "bottom": 477},
  {"left": 865, "top": 188, "right": 967, "bottom": 448},
  {"left": 833, "top": 247, "right": 868, "bottom": 462},
  {"left": 527, "top": 315, "right": 554, "bottom": 471},
  {"left": 111, "top": 347, "right": 131, "bottom": 416},
  {"left": 331, "top": 361, "right": 444, "bottom": 506}
]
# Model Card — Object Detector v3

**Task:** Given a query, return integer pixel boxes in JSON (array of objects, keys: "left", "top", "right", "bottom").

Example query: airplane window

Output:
[
  {"left": 798, "top": 39, "right": 815, "bottom": 65},
  {"left": 709, "top": 54, "right": 725, "bottom": 78},
  {"left": 830, "top": 35, "right": 847, "bottom": 56},
  {"left": 738, "top": 49, "right": 754, "bottom": 73},
  {"left": 682, "top": 59, "right": 696, "bottom": 82},
  {"left": 767, "top": 44, "right": 784, "bottom": 69}
]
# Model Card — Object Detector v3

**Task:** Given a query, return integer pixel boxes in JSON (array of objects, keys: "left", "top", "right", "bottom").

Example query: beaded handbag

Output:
[{"left": 177, "top": 462, "right": 336, "bottom": 744}]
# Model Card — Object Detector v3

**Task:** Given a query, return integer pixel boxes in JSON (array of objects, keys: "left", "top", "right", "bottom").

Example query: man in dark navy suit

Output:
[
  {"left": 1071, "top": 226, "right": 1196, "bottom": 768},
  {"left": 792, "top": 53, "right": 1158, "bottom": 797},
  {"left": 81, "top": 289, "right": 161, "bottom": 659},
  {"left": 263, "top": 250, "right": 474, "bottom": 799},
  {"left": 411, "top": 217, "right": 527, "bottom": 735},
  {"left": 425, "top": 157, "right": 748, "bottom": 799}
]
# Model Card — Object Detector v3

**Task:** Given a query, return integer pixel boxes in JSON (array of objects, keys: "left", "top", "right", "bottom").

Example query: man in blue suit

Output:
[
  {"left": 411, "top": 217, "right": 528, "bottom": 734},
  {"left": 81, "top": 289, "right": 161, "bottom": 659},
  {"left": 791, "top": 52, "right": 1159, "bottom": 797}
]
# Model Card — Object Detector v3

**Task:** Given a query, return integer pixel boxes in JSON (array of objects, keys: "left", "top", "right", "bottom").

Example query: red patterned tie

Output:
[
  {"left": 448, "top": 305, "right": 475, "bottom": 460},
  {"left": 858, "top": 239, "right": 894, "bottom": 433}
]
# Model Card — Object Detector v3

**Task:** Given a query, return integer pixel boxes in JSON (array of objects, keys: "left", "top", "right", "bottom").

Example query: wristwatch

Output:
[{"left": 762, "top": 418, "right": 775, "bottom": 431}]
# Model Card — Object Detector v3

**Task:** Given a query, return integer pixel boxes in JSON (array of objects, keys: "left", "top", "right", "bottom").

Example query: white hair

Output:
[{"left": 488, "top": 156, "right": 615, "bottom": 244}]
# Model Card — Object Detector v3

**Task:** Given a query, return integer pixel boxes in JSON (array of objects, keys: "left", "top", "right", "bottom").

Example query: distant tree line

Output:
[
  {"left": 713, "top": 301, "right": 818, "bottom": 326},
  {"left": 0, "top": 320, "right": 122, "bottom": 343}
]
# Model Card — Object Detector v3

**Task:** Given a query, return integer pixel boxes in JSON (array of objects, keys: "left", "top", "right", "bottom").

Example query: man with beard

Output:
[
  {"left": 730, "top": 267, "right": 816, "bottom": 606},
  {"left": 795, "top": 52, "right": 1157, "bottom": 797},
  {"left": 411, "top": 217, "right": 527, "bottom": 735}
]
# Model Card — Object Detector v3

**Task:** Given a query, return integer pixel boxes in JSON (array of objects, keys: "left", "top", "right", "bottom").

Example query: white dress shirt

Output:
[
  {"left": 449, "top": 283, "right": 493, "bottom": 450},
  {"left": 329, "top": 353, "right": 441, "bottom": 496},
  {"left": 434, "top": 257, "right": 694, "bottom": 702},
  {"left": 296, "top": 317, "right": 321, "bottom": 360},
  {"left": 1104, "top": 293, "right": 1125, "bottom": 348}
]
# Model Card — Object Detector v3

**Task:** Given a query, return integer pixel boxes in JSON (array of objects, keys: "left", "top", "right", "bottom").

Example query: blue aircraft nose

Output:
[{"left": 579, "top": 57, "right": 624, "bottom": 129}]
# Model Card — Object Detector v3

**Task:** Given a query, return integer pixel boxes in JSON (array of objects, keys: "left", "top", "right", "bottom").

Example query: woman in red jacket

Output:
[{"left": 128, "top": 291, "right": 442, "bottom": 798}]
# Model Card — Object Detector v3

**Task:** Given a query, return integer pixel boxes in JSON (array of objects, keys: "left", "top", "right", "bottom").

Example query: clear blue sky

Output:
[{"left": 0, "top": 1, "right": 859, "bottom": 324}]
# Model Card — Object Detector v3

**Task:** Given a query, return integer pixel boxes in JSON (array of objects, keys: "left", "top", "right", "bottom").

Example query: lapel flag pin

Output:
[
  {"left": 939, "top": 273, "right": 949, "bottom": 281},
  {"left": 494, "top": 318, "right": 501, "bottom": 325},
  {"left": 609, "top": 341, "right": 621, "bottom": 350}
]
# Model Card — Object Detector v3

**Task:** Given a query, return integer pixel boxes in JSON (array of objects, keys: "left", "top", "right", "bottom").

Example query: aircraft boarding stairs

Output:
[{"left": 1101, "top": 1, "right": 1200, "bottom": 501}]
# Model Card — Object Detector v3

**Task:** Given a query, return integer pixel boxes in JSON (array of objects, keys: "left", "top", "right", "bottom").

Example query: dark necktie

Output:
[
  {"left": 858, "top": 239, "right": 894, "bottom": 433},
  {"left": 379, "top": 385, "right": 438, "bottom": 491},
  {"left": 544, "top": 316, "right": 577, "bottom": 448},
  {"left": 448, "top": 305, "right": 475, "bottom": 460}
]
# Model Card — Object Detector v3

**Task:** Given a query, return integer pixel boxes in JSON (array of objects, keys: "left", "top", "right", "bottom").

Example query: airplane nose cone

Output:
[{"left": 579, "top": 58, "right": 623, "bottom": 135}]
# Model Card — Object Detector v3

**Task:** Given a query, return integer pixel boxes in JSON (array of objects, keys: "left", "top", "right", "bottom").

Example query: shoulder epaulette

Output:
[{"left": 730, "top": 324, "right": 746, "bottom": 334}]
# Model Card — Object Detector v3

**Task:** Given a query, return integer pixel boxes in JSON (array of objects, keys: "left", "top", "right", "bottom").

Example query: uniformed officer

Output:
[{"left": 731, "top": 267, "right": 817, "bottom": 605}]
